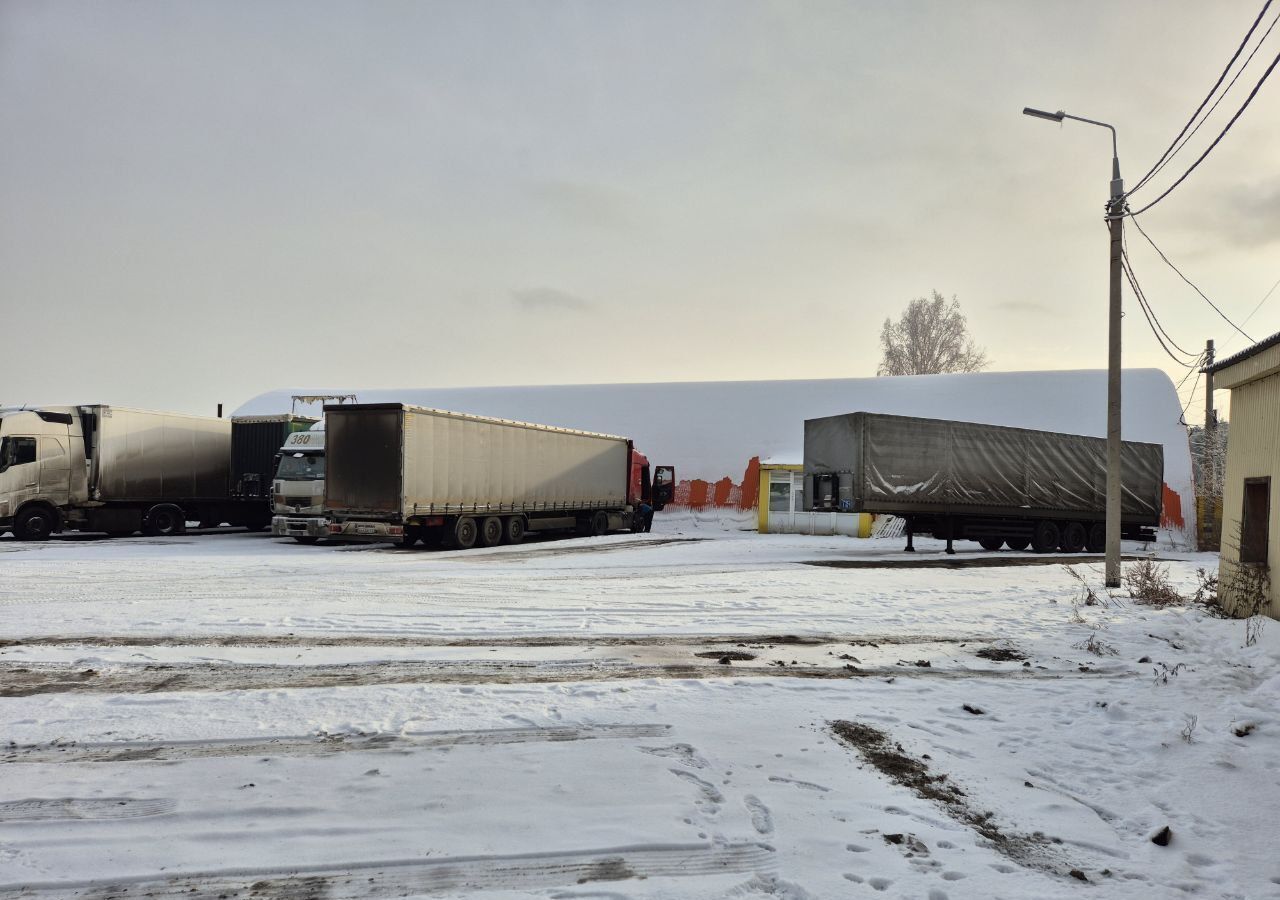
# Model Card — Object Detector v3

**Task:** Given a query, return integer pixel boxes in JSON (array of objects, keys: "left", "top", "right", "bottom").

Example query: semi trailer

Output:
[
  {"left": 323, "top": 403, "right": 674, "bottom": 548},
  {"left": 804, "top": 412, "right": 1163, "bottom": 553},
  {"left": 229, "top": 414, "right": 316, "bottom": 507},
  {"left": 0, "top": 405, "right": 277, "bottom": 540}
]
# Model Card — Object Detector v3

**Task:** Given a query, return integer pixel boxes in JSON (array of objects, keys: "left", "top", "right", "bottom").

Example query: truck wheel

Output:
[
  {"left": 143, "top": 504, "right": 186, "bottom": 537},
  {"left": 1030, "top": 520, "right": 1060, "bottom": 554},
  {"left": 589, "top": 511, "right": 609, "bottom": 537},
  {"left": 977, "top": 537, "right": 1003, "bottom": 551},
  {"left": 452, "top": 517, "right": 478, "bottom": 550},
  {"left": 504, "top": 516, "right": 526, "bottom": 544},
  {"left": 1005, "top": 536, "right": 1030, "bottom": 552},
  {"left": 479, "top": 516, "right": 503, "bottom": 547},
  {"left": 1086, "top": 523, "right": 1106, "bottom": 553},
  {"left": 14, "top": 506, "right": 56, "bottom": 541},
  {"left": 1059, "top": 522, "right": 1087, "bottom": 554}
]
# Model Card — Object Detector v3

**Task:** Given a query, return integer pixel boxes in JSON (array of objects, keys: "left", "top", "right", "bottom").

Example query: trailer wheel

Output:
[
  {"left": 977, "top": 537, "right": 1004, "bottom": 551},
  {"left": 589, "top": 511, "right": 609, "bottom": 537},
  {"left": 143, "top": 504, "right": 186, "bottom": 537},
  {"left": 14, "top": 506, "right": 56, "bottom": 541},
  {"left": 452, "top": 517, "right": 478, "bottom": 550},
  {"left": 1059, "top": 521, "right": 1087, "bottom": 553},
  {"left": 479, "top": 516, "right": 503, "bottom": 547},
  {"left": 1086, "top": 523, "right": 1106, "bottom": 553},
  {"left": 504, "top": 516, "right": 526, "bottom": 544},
  {"left": 1005, "top": 536, "right": 1030, "bottom": 552},
  {"left": 1030, "top": 520, "right": 1060, "bottom": 554}
]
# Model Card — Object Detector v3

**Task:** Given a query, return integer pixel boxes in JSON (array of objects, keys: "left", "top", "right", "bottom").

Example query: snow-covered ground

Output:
[{"left": 0, "top": 522, "right": 1275, "bottom": 899}]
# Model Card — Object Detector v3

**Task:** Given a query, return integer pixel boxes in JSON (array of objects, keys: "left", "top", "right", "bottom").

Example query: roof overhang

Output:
[{"left": 1212, "top": 335, "right": 1280, "bottom": 391}]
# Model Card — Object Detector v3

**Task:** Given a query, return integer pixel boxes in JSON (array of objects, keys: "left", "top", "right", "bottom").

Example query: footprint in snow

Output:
[
  {"left": 767, "top": 776, "right": 830, "bottom": 792},
  {"left": 669, "top": 769, "right": 724, "bottom": 806},
  {"left": 638, "top": 743, "right": 709, "bottom": 769},
  {"left": 743, "top": 795, "right": 773, "bottom": 835}
]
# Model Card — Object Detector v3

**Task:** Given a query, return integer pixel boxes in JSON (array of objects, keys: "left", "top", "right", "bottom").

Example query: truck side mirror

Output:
[{"left": 652, "top": 465, "right": 676, "bottom": 509}]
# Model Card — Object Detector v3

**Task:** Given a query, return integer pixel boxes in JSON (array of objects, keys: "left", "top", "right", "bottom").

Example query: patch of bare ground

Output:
[
  {"left": 830, "top": 720, "right": 1094, "bottom": 882},
  {"left": 975, "top": 646, "right": 1028, "bottom": 662}
]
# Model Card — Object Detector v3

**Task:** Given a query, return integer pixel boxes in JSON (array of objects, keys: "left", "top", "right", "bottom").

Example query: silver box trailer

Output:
[
  {"left": 91, "top": 406, "right": 231, "bottom": 501},
  {"left": 325, "top": 403, "right": 664, "bottom": 548},
  {"left": 0, "top": 404, "right": 270, "bottom": 540},
  {"left": 804, "top": 412, "right": 1164, "bottom": 553}
]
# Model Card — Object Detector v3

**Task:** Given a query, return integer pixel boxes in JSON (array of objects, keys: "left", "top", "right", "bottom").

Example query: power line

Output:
[
  {"left": 1120, "top": 233, "right": 1201, "bottom": 359},
  {"left": 1220, "top": 274, "right": 1280, "bottom": 351},
  {"left": 1242, "top": 275, "right": 1280, "bottom": 327},
  {"left": 1135, "top": 7, "right": 1280, "bottom": 196},
  {"left": 1122, "top": 254, "right": 1202, "bottom": 368},
  {"left": 1128, "top": 213, "right": 1254, "bottom": 342},
  {"left": 1126, "top": 44, "right": 1280, "bottom": 216},
  {"left": 1129, "top": 0, "right": 1274, "bottom": 197},
  {"left": 1176, "top": 353, "right": 1207, "bottom": 392},
  {"left": 1180, "top": 370, "right": 1202, "bottom": 425}
]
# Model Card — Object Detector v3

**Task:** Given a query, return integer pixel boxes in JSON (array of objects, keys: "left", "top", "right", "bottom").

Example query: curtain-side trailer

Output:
[
  {"left": 0, "top": 405, "right": 281, "bottom": 540},
  {"left": 804, "top": 412, "right": 1163, "bottom": 553},
  {"left": 324, "top": 403, "right": 674, "bottom": 548}
]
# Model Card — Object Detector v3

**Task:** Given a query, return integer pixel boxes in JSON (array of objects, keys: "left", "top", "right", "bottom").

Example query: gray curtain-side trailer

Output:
[
  {"left": 324, "top": 403, "right": 674, "bottom": 548},
  {"left": 0, "top": 405, "right": 280, "bottom": 539},
  {"left": 804, "top": 411, "right": 1163, "bottom": 553}
]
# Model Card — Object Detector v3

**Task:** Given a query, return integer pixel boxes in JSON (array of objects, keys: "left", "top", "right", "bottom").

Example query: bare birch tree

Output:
[{"left": 877, "top": 291, "right": 989, "bottom": 376}]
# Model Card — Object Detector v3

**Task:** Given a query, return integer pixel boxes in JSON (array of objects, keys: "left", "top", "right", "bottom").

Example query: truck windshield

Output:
[{"left": 276, "top": 453, "right": 325, "bottom": 480}]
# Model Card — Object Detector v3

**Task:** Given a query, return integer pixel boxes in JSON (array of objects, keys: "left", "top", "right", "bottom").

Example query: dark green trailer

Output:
[{"left": 229, "top": 415, "right": 316, "bottom": 526}]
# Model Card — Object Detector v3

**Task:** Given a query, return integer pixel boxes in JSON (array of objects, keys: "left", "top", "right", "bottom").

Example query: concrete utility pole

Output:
[
  {"left": 1023, "top": 106, "right": 1125, "bottom": 587},
  {"left": 1203, "top": 338, "right": 1216, "bottom": 496},
  {"left": 1204, "top": 339, "right": 1216, "bottom": 436}
]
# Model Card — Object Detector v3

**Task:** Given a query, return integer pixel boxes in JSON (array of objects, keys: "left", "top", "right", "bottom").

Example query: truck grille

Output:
[{"left": 286, "top": 497, "right": 313, "bottom": 508}]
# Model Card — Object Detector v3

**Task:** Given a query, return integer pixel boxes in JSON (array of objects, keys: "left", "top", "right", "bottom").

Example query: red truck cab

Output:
[{"left": 628, "top": 447, "right": 674, "bottom": 510}]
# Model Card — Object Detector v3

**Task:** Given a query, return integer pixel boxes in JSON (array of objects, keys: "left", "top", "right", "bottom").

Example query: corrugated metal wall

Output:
[
  {"left": 1219, "top": 371, "right": 1280, "bottom": 616},
  {"left": 401, "top": 408, "right": 628, "bottom": 511}
]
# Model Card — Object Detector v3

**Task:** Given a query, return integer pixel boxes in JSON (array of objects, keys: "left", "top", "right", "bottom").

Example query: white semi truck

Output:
[
  {"left": 0, "top": 405, "right": 270, "bottom": 540},
  {"left": 271, "top": 422, "right": 328, "bottom": 543}
]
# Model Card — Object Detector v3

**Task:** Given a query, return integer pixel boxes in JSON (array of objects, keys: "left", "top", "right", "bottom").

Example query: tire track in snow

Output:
[
  {"left": 0, "top": 841, "right": 774, "bottom": 898},
  {"left": 0, "top": 658, "right": 1132, "bottom": 697},
  {"left": 0, "top": 632, "right": 994, "bottom": 648},
  {"left": 2, "top": 724, "right": 671, "bottom": 765},
  {"left": 0, "top": 797, "right": 175, "bottom": 821}
]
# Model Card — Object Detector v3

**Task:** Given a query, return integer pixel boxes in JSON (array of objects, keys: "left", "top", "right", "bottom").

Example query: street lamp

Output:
[{"left": 1023, "top": 105, "right": 1125, "bottom": 588}]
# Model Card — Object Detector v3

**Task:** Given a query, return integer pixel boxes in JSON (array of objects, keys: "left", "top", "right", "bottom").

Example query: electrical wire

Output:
[
  {"left": 1222, "top": 274, "right": 1280, "bottom": 351},
  {"left": 1179, "top": 370, "right": 1202, "bottom": 425},
  {"left": 1129, "top": 0, "right": 1274, "bottom": 197},
  {"left": 1128, "top": 213, "right": 1254, "bottom": 342},
  {"left": 1123, "top": 255, "right": 1203, "bottom": 368},
  {"left": 1121, "top": 241, "right": 1201, "bottom": 359},
  {"left": 1176, "top": 353, "right": 1208, "bottom": 392},
  {"left": 1126, "top": 45, "right": 1280, "bottom": 216},
  {"left": 1136, "top": 8, "right": 1280, "bottom": 197},
  {"left": 1118, "top": 229, "right": 1203, "bottom": 364}
]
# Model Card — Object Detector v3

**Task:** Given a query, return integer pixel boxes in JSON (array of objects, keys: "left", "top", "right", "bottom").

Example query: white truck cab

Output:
[{"left": 271, "top": 423, "right": 328, "bottom": 543}]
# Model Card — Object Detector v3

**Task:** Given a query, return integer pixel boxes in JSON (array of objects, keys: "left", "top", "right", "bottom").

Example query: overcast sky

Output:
[{"left": 3, "top": 0, "right": 1278, "bottom": 423}]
